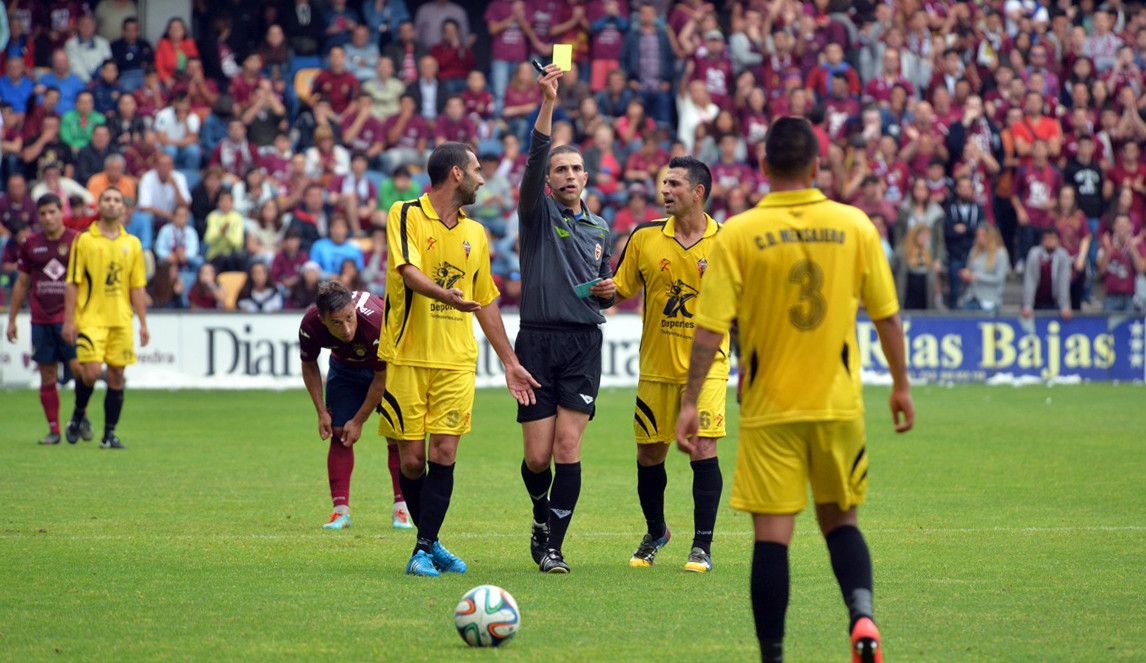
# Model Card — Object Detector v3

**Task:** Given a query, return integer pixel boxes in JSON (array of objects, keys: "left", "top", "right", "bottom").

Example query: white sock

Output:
[{"left": 333, "top": 504, "right": 349, "bottom": 515}]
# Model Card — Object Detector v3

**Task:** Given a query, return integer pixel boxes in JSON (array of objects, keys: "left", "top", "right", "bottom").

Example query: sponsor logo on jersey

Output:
[
  {"left": 105, "top": 261, "right": 123, "bottom": 286},
  {"left": 579, "top": 393, "right": 594, "bottom": 404},
  {"left": 663, "top": 280, "right": 699, "bottom": 319},
  {"left": 659, "top": 258, "right": 671, "bottom": 271},
  {"left": 432, "top": 261, "right": 465, "bottom": 289},
  {"left": 42, "top": 258, "right": 66, "bottom": 281},
  {"left": 426, "top": 237, "right": 437, "bottom": 251}
]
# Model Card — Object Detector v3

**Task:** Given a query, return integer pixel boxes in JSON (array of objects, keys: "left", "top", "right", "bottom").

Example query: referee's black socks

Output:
[
  {"left": 825, "top": 524, "right": 874, "bottom": 629},
  {"left": 690, "top": 457, "right": 722, "bottom": 554},
  {"left": 520, "top": 460, "right": 552, "bottom": 524},
  {"left": 751, "top": 541, "right": 789, "bottom": 663},
  {"left": 546, "top": 462, "right": 581, "bottom": 551},
  {"left": 636, "top": 461, "right": 667, "bottom": 538}
]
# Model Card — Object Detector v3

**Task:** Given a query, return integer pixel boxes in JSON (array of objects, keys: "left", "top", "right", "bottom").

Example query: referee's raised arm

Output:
[{"left": 518, "top": 65, "right": 563, "bottom": 224}]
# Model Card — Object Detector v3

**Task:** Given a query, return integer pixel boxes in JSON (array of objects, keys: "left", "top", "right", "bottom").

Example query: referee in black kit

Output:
[{"left": 515, "top": 64, "right": 616, "bottom": 574}]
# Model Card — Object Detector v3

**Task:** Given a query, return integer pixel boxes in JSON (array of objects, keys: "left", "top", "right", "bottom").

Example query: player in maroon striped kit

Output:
[
  {"left": 299, "top": 281, "right": 411, "bottom": 530},
  {"left": 6, "top": 194, "right": 80, "bottom": 445}
]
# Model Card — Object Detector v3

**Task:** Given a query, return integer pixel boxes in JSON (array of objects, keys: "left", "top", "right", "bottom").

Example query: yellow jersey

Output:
[
  {"left": 694, "top": 189, "right": 899, "bottom": 427},
  {"left": 66, "top": 223, "right": 146, "bottom": 329},
  {"left": 614, "top": 214, "right": 730, "bottom": 383},
  {"left": 379, "top": 194, "right": 499, "bottom": 371}
]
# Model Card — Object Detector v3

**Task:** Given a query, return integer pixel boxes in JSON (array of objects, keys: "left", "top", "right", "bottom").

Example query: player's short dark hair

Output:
[
  {"left": 668, "top": 156, "right": 712, "bottom": 202},
  {"left": 99, "top": 186, "right": 124, "bottom": 200},
  {"left": 427, "top": 141, "right": 475, "bottom": 186},
  {"left": 316, "top": 280, "right": 354, "bottom": 315},
  {"left": 1042, "top": 227, "right": 1059, "bottom": 240},
  {"left": 36, "top": 193, "right": 62, "bottom": 210},
  {"left": 764, "top": 116, "right": 819, "bottom": 179}
]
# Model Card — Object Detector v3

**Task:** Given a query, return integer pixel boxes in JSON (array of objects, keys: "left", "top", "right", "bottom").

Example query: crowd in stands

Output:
[{"left": 1, "top": 0, "right": 1145, "bottom": 315}]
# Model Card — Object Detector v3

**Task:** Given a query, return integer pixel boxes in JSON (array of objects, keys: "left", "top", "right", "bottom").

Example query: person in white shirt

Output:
[
  {"left": 676, "top": 80, "right": 719, "bottom": 154},
  {"left": 65, "top": 15, "right": 113, "bottom": 83},
  {"left": 137, "top": 154, "right": 191, "bottom": 243},
  {"left": 154, "top": 93, "right": 203, "bottom": 170}
]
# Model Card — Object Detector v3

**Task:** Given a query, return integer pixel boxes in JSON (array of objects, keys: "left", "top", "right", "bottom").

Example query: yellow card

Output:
[{"left": 553, "top": 44, "right": 573, "bottom": 71}]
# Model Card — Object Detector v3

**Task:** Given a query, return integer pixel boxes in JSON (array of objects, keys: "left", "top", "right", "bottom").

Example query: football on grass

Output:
[{"left": 454, "top": 585, "right": 521, "bottom": 647}]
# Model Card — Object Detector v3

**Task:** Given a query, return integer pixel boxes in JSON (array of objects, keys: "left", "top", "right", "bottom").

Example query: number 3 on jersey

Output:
[{"left": 788, "top": 259, "right": 825, "bottom": 330}]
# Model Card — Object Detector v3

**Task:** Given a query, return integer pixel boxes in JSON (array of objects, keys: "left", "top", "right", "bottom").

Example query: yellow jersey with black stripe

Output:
[
  {"left": 614, "top": 214, "right": 730, "bottom": 383},
  {"left": 66, "top": 223, "right": 146, "bottom": 329},
  {"left": 379, "top": 194, "right": 499, "bottom": 371},
  {"left": 694, "top": 189, "right": 899, "bottom": 428}
]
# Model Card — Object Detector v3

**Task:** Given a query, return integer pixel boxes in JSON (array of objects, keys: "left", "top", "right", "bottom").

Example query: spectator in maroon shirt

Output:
[
  {"left": 210, "top": 120, "right": 262, "bottom": 186},
  {"left": 433, "top": 96, "right": 476, "bottom": 147},
  {"left": 823, "top": 73, "right": 861, "bottom": 143},
  {"left": 340, "top": 94, "right": 387, "bottom": 167},
  {"left": 686, "top": 30, "right": 734, "bottom": 110},
  {"left": 311, "top": 46, "right": 360, "bottom": 119},
  {"left": 865, "top": 47, "right": 914, "bottom": 106},
  {"left": 1097, "top": 214, "right": 1146, "bottom": 311},
  {"left": 0, "top": 174, "right": 37, "bottom": 233},
  {"left": 379, "top": 94, "right": 432, "bottom": 174},
  {"left": 462, "top": 71, "right": 495, "bottom": 122},
  {"left": 430, "top": 19, "right": 476, "bottom": 97},
  {"left": 853, "top": 175, "right": 899, "bottom": 226},
  {"left": 485, "top": 0, "right": 534, "bottom": 108},
  {"left": 228, "top": 53, "right": 267, "bottom": 115},
  {"left": 1106, "top": 142, "right": 1146, "bottom": 220},
  {"left": 622, "top": 132, "right": 666, "bottom": 192},
  {"left": 611, "top": 182, "right": 659, "bottom": 237},
  {"left": 1013, "top": 139, "right": 1064, "bottom": 265},
  {"left": 587, "top": 0, "right": 628, "bottom": 91}
]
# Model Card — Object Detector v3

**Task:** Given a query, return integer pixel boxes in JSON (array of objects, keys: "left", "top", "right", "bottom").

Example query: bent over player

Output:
[
  {"left": 6, "top": 194, "right": 79, "bottom": 445},
  {"left": 62, "top": 188, "right": 149, "bottom": 449},
  {"left": 676, "top": 118, "right": 914, "bottom": 663},
  {"left": 379, "top": 142, "right": 538, "bottom": 577},
  {"left": 613, "top": 157, "right": 728, "bottom": 573},
  {"left": 299, "top": 281, "right": 411, "bottom": 531}
]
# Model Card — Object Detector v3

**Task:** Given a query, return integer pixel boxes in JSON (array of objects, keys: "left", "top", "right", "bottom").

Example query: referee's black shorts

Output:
[{"left": 515, "top": 323, "right": 602, "bottom": 423}]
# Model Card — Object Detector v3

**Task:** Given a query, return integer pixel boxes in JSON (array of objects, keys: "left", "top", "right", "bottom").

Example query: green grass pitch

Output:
[{"left": 1, "top": 384, "right": 1143, "bottom": 661}]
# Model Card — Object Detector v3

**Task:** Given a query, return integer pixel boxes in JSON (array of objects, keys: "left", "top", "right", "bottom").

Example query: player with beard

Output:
[
  {"left": 62, "top": 188, "right": 149, "bottom": 449},
  {"left": 377, "top": 141, "right": 539, "bottom": 577},
  {"left": 6, "top": 194, "right": 80, "bottom": 445},
  {"left": 612, "top": 157, "right": 729, "bottom": 573}
]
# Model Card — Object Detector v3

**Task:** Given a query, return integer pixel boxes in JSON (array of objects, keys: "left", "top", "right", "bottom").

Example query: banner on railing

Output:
[{"left": 1, "top": 313, "right": 1143, "bottom": 389}]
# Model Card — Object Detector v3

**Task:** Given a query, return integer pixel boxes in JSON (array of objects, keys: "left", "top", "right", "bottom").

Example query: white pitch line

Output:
[{"left": 0, "top": 525, "right": 1142, "bottom": 542}]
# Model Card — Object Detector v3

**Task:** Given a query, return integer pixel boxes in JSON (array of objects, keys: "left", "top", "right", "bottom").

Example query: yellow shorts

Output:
[
  {"left": 634, "top": 378, "right": 727, "bottom": 444},
  {"left": 75, "top": 326, "right": 135, "bottom": 366},
  {"left": 730, "top": 418, "right": 868, "bottom": 514},
  {"left": 377, "top": 364, "right": 474, "bottom": 440}
]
